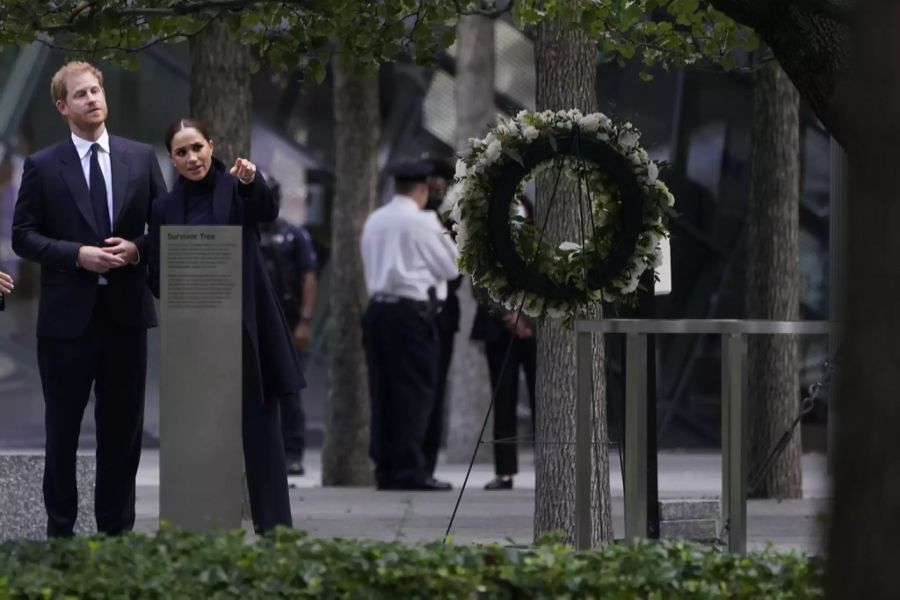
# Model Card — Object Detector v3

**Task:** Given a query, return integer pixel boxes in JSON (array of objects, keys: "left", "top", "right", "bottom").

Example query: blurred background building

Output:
[{"left": 0, "top": 19, "right": 832, "bottom": 452}]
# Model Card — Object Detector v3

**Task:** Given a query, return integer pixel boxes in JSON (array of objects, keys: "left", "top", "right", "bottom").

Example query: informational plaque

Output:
[{"left": 160, "top": 226, "right": 242, "bottom": 532}]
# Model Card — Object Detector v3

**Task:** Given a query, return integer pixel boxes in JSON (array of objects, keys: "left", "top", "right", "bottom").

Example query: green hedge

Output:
[{"left": 0, "top": 528, "right": 822, "bottom": 599}]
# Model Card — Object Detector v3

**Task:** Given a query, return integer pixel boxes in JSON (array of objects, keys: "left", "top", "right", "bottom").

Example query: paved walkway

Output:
[{"left": 132, "top": 449, "right": 829, "bottom": 553}]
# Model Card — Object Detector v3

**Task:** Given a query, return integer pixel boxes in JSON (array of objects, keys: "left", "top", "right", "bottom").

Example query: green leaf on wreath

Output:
[{"left": 502, "top": 147, "right": 525, "bottom": 167}]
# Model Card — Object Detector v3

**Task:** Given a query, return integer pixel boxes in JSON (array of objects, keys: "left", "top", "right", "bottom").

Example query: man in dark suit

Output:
[{"left": 12, "top": 61, "right": 166, "bottom": 537}]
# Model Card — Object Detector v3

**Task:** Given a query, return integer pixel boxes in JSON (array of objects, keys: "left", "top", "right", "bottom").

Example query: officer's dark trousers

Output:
[
  {"left": 38, "top": 287, "right": 146, "bottom": 538},
  {"left": 363, "top": 299, "right": 437, "bottom": 487},
  {"left": 485, "top": 333, "right": 537, "bottom": 476},
  {"left": 424, "top": 324, "right": 454, "bottom": 476}
]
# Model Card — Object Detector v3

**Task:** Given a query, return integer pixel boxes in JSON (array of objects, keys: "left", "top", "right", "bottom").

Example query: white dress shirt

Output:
[
  {"left": 71, "top": 130, "right": 114, "bottom": 229},
  {"left": 361, "top": 195, "right": 459, "bottom": 301}
]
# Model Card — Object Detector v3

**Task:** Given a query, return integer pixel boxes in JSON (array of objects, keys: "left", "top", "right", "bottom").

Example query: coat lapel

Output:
[
  {"left": 58, "top": 141, "right": 99, "bottom": 235},
  {"left": 212, "top": 165, "right": 234, "bottom": 225},
  {"left": 109, "top": 136, "right": 131, "bottom": 228}
]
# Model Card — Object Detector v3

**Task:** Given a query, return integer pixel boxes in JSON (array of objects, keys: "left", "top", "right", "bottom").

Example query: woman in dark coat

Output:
[{"left": 148, "top": 118, "right": 303, "bottom": 533}]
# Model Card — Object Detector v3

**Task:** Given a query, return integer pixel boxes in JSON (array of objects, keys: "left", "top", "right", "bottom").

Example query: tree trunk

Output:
[
  {"left": 826, "top": 2, "right": 900, "bottom": 597},
  {"left": 533, "top": 20, "right": 613, "bottom": 547},
  {"left": 746, "top": 60, "right": 802, "bottom": 499},
  {"left": 445, "top": 14, "right": 495, "bottom": 465},
  {"left": 709, "top": 0, "right": 853, "bottom": 149},
  {"left": 321, "top": 58, "right": 378, "bottom": 486},
  {"left": 190, "top": 21, "right": 252, "bottom": 163}
]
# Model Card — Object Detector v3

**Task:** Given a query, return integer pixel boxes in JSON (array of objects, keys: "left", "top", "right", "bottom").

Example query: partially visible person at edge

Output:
[
  {"left": 12, "top": 61, "right": 166, "bottom": 538},
  {"left": 258, "top": 174, "right": 318, "bottom": 477},
  {"left": 471, "top": 197, "right": 537, "bottom": 490},
  {"left": 148, "top": 118, "right": 302, "bottom": 533},
  {"left": 0, "top": 270, "right": 12, "bottom": 311},
  {"left": 420, "top": 155, "right": 461, "bottom": 480},
  {"left": 361, "top": 159, "right": 459, "bottom": 491}
]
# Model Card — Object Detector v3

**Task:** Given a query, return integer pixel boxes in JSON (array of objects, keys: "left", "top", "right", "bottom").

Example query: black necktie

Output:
[{"left": 90, "top": 143, "right": 111, "bottom": 237}]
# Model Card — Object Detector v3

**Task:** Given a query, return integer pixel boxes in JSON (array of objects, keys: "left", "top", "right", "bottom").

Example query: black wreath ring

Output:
[{"left": 487, "top": 132, "right": 646, "bottom": 302}]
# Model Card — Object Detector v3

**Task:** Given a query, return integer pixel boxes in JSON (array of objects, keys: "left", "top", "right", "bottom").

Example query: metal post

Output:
[
  {"left": 828, "top": 138, "right": 847, "bottom": 471},
  {"left": 625, "top": 333, "right": 648, "bottom": 539},
  {"left": 721, "top": 333, "right": 747, "bottom": 553},
  {"left": 575, "top": 330, "right": 593, "bottom": 550}
]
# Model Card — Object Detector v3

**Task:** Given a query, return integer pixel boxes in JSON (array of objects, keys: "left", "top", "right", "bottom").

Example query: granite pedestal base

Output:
[{"left": 0, "top": 454, "right": 96, "bottom": 540}]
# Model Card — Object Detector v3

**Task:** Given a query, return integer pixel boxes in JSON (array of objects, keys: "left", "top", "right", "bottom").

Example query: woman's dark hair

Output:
[{"left": 164, "top": 118, "right": 213, "bottom": 153}]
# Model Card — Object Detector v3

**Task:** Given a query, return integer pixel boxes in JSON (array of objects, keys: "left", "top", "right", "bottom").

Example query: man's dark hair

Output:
[{"left": 395, "top": 179, "right": 427, "bottom": 195}]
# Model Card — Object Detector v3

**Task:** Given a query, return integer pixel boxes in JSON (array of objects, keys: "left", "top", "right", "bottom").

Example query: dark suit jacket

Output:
[
  {"left": 148, "top": 159, "right": 305, "bottom": 403},
  {"left": 12, "top": 135, "right": 166, "bottom": 339}
]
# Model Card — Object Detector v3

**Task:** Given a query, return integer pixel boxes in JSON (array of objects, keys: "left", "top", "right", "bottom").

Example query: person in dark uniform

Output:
[
  {"left": 361, "top": 160, "right": 459, "bottom": 491},
  {"left": 148, "top": 118, "right": 302, "bottom": 533},
  {"left": 421, "top": 156, "right": 461, "bottom": 478},
  {"left": 258, "top": 176, "right": 318, "bottom": 477}
]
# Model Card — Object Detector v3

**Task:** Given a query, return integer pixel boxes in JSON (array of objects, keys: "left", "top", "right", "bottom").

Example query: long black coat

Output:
[{"left": 148, "top": 159, "right": 305, "bottom": 403}]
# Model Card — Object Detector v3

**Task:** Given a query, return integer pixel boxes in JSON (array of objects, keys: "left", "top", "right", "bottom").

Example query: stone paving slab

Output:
[{"left": 11, "top": 449, "right": 828, "bottom": 554}]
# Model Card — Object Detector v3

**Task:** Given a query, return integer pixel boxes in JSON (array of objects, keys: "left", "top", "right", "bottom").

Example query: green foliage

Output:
[
  {"left": 0, "top": 0, "right": 756, "bottom": 77},
  {"left": 0, "top": 529, "right": 822, "bottom": 599}
]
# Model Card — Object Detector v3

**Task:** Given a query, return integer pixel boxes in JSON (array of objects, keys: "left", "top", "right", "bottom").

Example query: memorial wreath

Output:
[{"left": 447, "top": 109, "right": 675, "bottom": 320}]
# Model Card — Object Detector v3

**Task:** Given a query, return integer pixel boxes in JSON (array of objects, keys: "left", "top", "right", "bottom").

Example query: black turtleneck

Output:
[{"left": 182, "top": 168, "right": 217, "bottom": 225}]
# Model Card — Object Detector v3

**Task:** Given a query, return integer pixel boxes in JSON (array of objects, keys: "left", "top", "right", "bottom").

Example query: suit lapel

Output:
[
  {"left": 58, "top": 141, "right": 99, "bottom": 235},
  {"left": 109, "top": 136, "right": 131, "bottom": 229}
]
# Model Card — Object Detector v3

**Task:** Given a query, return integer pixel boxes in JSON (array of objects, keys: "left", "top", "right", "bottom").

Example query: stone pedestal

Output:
[
  {"left": 658, "top": 498, "right": 720, "bottom": 542},
  {"left": 0, "top": 453, "right": 96, "bottom": 540}
]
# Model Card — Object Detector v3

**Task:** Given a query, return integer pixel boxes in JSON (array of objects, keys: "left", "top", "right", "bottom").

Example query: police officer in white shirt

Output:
[{"left": 361, "top": 160, "right": 460, "bottom": 490}]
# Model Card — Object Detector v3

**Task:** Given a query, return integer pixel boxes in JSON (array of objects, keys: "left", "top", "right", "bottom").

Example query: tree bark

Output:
[
  {"left": 746, "top": 60, "right": 802, "bottom": 499},
  {"left": 321, "top": 57, "right": 377, "bottom": 486},
  {"left": 445, "top": 14, "right": 495, "bottom": 465},
  {"left": 190, "top": 20, "right": 252, "bottom": 163},
  {"left": 710, "top": 0, "right": 853, "bottom": 149},
  {"left": 825, "top": 2, "right": 900, "bottom": 597},
  {"left": 533, "top": 19, "right": 613, "bottom": 547}
]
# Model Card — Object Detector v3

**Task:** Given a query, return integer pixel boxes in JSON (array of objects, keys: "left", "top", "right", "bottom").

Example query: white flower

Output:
[
  {"left": 496, "top": 123, "right": 510, "bottom": 136},
  {"left": 619, "top": 130, "right": 640, "bottom": 151},
  {"left": 483, "top": 139, "right": 502, "bottom": 164},
  {"left": 483, "top": 131, "right": 498, "bottom": 147},
  {"left": 516, "top": 109, "right": 529, "bottom": 121},
  {"left": 445, "top": 185, "right": 463, "bottom": 214},
  {"left": 638, "top": 231, "right": 660, "bottom": 253},
  {"left": 646, "top": 162, "right": 659, "bottom": 184},
  {"left": 455, "top": 222, "right": 470, "bottom": 251},
  {"left": 577, "top": 114, "right": 601, "bottom": 133},
  {"left": 598, "top": 133, "right": 610, "bottom": 142},
  {"left": 598, "top": 114, "right": 612, "bottom": 130},
  {"left": 559, "top": 241, "right": 582, "bottom": 252},
  {"left": 455, "top": 159, "right": 467, "bottom": 180},
  {"left": 522, "top": 125, "right": 540, "bottom": 142},
  {"left": 621, "top": 275, "right": 641, "bottom": 295}
]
